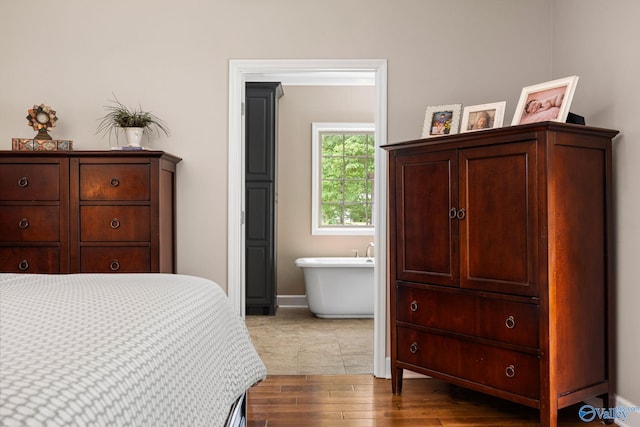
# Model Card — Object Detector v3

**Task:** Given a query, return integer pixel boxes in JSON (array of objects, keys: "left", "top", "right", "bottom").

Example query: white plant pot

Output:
[{"left": 124, "top": 127, "right": 144, "bottom": 147}]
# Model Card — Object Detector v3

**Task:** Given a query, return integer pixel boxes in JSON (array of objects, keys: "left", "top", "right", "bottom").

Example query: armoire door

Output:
[
  {"left": 458, "top": 140, "right": 539, "bottom": 296},
  {"left": 394, "top": 149, "right": 459, "bottom": 287}
]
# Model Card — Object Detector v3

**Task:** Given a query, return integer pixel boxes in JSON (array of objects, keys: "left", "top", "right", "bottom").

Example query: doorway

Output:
[{"left": 228, "top": 59, "right": 388, "bottom": 378}]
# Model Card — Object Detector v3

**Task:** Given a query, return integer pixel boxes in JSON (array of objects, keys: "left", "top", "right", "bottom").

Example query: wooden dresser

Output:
[
  {"left": 0, "top": 150, "right": 181, "bottom": 274},
  {"left": 384, "top": 122, "right": 617, "bottom": 426}
]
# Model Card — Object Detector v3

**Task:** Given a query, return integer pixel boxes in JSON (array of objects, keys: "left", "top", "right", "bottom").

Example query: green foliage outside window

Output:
[{"left": 320, "top": 132, "right": 375, "bottom": 227}]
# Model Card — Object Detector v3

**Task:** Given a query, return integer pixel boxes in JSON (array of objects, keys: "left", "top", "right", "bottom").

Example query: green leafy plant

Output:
[{"left": 97, "top": 95, "right": 170, "bottom": 142}]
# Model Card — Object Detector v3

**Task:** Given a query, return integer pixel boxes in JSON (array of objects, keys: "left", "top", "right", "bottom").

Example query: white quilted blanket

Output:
[{"left": 0, "top": 274, "right": 266, "bottom": 427}]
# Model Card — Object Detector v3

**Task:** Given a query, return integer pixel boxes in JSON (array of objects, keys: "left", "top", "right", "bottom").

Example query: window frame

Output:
[{"left": 311, "top": 122, "right": 375, "bottom": 236}]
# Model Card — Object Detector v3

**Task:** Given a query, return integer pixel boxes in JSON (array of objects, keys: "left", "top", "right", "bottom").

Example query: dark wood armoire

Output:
[{"left": 384, "top": 122, "right": 618, "bottom": 427}]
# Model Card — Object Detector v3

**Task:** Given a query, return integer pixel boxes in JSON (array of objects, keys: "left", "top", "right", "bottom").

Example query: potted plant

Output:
[{"left": 97, "top": 95, "right": 170, "bottom": 148}]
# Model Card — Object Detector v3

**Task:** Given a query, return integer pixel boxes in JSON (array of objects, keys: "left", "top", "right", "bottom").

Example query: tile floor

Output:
[{"left": 245, "top": 307, "right": 374, "bottom": 375}]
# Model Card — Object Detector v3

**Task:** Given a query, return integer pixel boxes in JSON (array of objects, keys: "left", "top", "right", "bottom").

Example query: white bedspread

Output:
[{"left": 0, "top": 274, "right": 266, "bottom": 427}]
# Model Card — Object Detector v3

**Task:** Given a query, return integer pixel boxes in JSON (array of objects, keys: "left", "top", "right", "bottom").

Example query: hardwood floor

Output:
[{"left": 247, "top": 375, "right": 603, "bottom": 426}]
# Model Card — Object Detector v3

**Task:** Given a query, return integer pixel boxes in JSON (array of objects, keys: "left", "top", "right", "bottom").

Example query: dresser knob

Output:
[
  {"left": 110, "top": 260, "right": 121, "bottom": 271},
  {"left": 110, "top": 177, "right": 120, "bottom": 187},
  {"left": 409, "top": 342, "right": 419, "bottom": 354},
  {"left": 17, "top": 176, "right": 29, "bottom": 188},
  {"left": 505, "top": 364, "right": 516, "bottom": 378},
  {"left": 410, "top": 301, "right": 419, "bottom": 312},
  {"left": 449, "top": 208, "right": 457, "bottom": 219},
  {"left": 18, "top": 259, "right": 29, "bottom": 271},
  {"left": 456, "top": 208, "right": 466, "bottom": 220},
  {"left": 110, "top": 218, "right": 121, "bottom": 229},
  {"left": 18, "top": 218, "right": 30, "bottom": 229},
  {"left": 505, "top": 315, "right": 516, "bottom": 329}
]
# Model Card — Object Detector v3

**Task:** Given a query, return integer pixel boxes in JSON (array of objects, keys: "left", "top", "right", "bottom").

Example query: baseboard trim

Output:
[
  {"left": 276, "top": 295, "right": 308, "bottom": 308},
  {"left": 613, "top": 395, "right": 640, "bottom": 427}
]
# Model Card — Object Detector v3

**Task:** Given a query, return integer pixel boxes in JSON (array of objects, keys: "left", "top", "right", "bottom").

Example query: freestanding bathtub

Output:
[{"left": 294, "top": 257, "right": 374, "bottom": 318}]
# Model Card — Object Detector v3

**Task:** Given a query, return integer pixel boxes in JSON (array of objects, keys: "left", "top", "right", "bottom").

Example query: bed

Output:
[{"left": 0, "top": 273, "right": 266, "bottom": 427}]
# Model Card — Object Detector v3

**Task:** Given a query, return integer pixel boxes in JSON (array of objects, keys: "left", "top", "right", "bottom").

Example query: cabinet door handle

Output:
[
  {"left": 110, "top": 177, "right": 120, "bottom": 187},
  {"left": 409, "top": 342, "right": 419, "bottom": 354},
  {"left": 110, "top": 259, "right": 121, "bottom": 271},
  {"left": 449, "top": 208, "right": 457, "bottom": 219},
  {"left": 457, "top": 208, "right": 466, "bottom": 220},
  {"left": 505, "top": 315, "right": 516, "bottom": 329},
  {"left": 110, "top": 218, "right": 121, "bottom": 229},
  {"left": 18, "top": 218, "right": 30, "bottom": 229},
  {"left": 410, "top": 301, "right": 419, "bottom": 312},
  {"left": 18, "top": 259, "right": 30, "bottom": 271},
  {"left": 17, "top": 176, "right": 29, "bottom": 188},
  {"left": 505, "top": 364, "right": 516, "bottom": 378}
]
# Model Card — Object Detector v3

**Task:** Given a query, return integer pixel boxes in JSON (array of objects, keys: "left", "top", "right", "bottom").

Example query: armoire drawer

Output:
[
  {"left": 0, "top": 163, "right": 60, "bottom": 201},
  {"left": 80, "top": 247, "right": 151, "bottom": 272},
  {"left": 0, "top": 206, "right": 60, "bottom": 242},
  {"left": 397, "top": 326, "right": 540, "bottom": 400},
  {"left": 396, "top": 285, "right": 539, "bottom": 349},
  {"left": 79, "top": 163, "right": 150, "bottom": 201},
  {"left": 80, "top": 206, "right": 151, "bottom": 242},
  {"left": 0, "top": 247, "right": 60, "bottom": 273}
]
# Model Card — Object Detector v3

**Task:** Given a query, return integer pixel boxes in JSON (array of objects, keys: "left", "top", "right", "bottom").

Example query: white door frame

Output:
[{"left": 228, "top": 59, "right": 388, "bottom": 378}]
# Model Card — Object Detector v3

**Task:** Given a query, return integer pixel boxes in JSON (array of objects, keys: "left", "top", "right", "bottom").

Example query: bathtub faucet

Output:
[{"left": 366, "top": 242, "right": 375, "bottom": 258}]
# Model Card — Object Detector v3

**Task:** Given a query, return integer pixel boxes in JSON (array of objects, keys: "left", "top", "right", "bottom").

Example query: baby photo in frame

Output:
[
  {"left": 460, "top": 101, "right": 506, "bottom": 133},
  {"left": 511, "top": 76, "right": 579, "bottom": 125},
  {"left": 421, "top": 104, "right": 462, "bottom": 138}
]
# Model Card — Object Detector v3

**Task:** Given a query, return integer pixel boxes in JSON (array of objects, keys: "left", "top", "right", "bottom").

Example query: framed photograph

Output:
[
  {"left": 421, "top": 104, "right": 462, "bottom": 138},
  {"left": 511, "top": 76, "right": 579, "bottom": 126},
  {"left": 460, "top": 101, "right": 506, "bottom": 133}
]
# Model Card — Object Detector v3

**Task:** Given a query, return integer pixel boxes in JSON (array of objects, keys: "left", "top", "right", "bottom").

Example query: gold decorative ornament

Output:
[{"left": 26, "top": 104, "right": 58, "bottom": 140}]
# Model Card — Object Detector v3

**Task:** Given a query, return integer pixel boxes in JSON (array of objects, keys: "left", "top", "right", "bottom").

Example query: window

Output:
[{"left": 312, "top": 123, "right": 375, "bottom": 235}]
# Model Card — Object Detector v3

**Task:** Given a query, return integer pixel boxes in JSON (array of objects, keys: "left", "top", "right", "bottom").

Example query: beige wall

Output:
[
  {"left": 552, "top": 0, "right": 640, "bottom": 407},
  {"left": 2, "top": 0, "right": 637, "bottom": 406},
  {"left": 0, "top": 0, "right": 552, "bottom": 287},
  {"left": 276, "top": 85, "right": 375, "bottom": 296}
]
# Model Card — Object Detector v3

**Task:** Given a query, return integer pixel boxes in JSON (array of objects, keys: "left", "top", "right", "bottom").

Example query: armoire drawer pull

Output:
[
  {"left": 505, "top": 315, "right": 516, "bottom": 329},
  {"left": 449, "top": 207, "right": 457, "bottom": 219},
  {"left": 110, "top": 259, "right": 121, "bottom": 271},
  {"left": 110, "top": 218, "right": 121, "bottom": 229},
  {"left": 410, "top": 301, "right": 418, "bottom": 312},
  {"left": 110, "top": 177, "right": 120, "bottom": 187},
  {"left": 456, "top": 208, "right": 466, "bottom": 220},
  {"left": 18, "top": 218, "right": 30, "bottom": 229},
  {"left": 505, "top": 364, "right": 516, "bottom": 378},
  {"left": 18, "top": 259, "right": 29, "bottom": 271},
  {"left": 409, "top": 342, "right": 419, "bottom": 354},
  {"left": 17, "top": 176, "right": 29, "bottom": 187}
]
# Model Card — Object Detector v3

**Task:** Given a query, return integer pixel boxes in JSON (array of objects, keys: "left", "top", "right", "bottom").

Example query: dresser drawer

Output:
[
  {"left": 396, "top": 285, "right": 539, "bottom": 348},
  {"left": 397, "top": 326, "right": 540, "bottom": 399},
  {"left": 79, "top": 163, "right": 150, "bottom": 201},
  {"left": 0, "top": 163, "right": 60, "bottom": 201},
  {"left": 80, "top": 247, "right": 151, "bottom": 272},
  {"left": 0, "top": 247, "right": 60, "bottom": 273},
  {"left": 80, "top": 206, "right": 151, "bottom": 242},
  {"left": 0, "top": 206, "right": 59, "bottom": 242}
]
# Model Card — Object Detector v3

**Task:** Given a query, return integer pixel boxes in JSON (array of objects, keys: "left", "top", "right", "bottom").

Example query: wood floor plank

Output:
[{"left": 247, "top": 375, "right": 604, "bottom": 426}]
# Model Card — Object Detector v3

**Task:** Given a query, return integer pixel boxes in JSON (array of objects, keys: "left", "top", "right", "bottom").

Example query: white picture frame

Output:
[
  {"left": 511, "top": 76, "right": 579, "bottom": 126},
  {"left": 421, "top": 104, "right": 462, "bottom": 138},
  {"left": 460, "top": 101, "right": 506, "bottom": 133}
]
